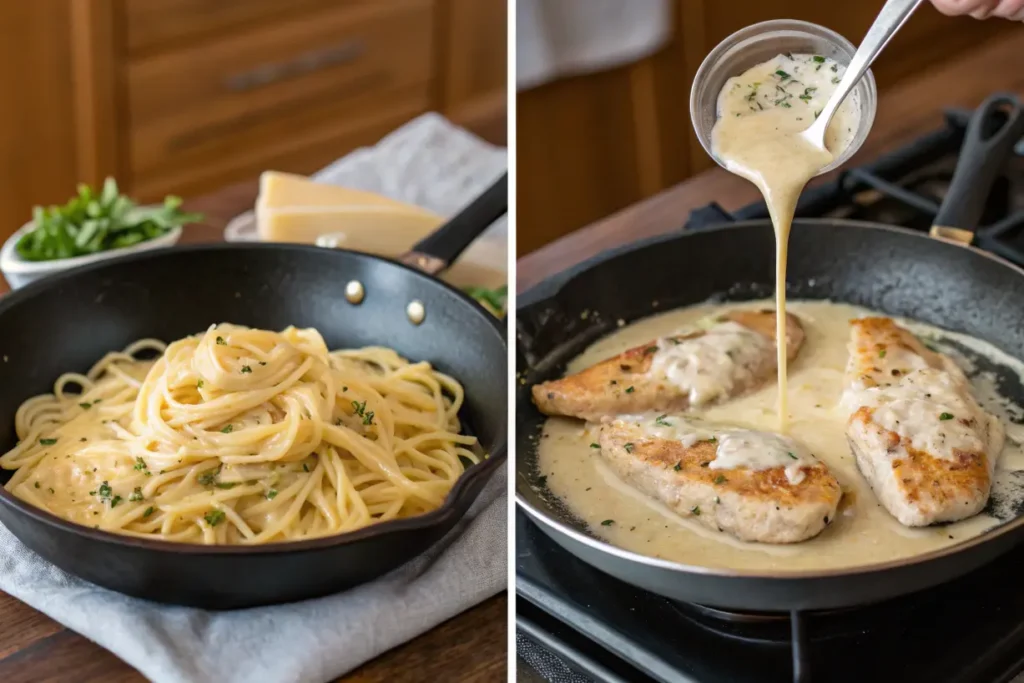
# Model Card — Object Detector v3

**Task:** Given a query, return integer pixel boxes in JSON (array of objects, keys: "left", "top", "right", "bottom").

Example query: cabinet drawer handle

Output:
[{"left": 224, "top": 39, "right": 367, "bottom": 92}]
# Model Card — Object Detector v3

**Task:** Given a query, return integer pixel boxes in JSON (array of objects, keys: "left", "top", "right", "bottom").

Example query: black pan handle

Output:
[
  {"left": 399, "top": 173, "right": 507, "bottom": 275},
  {"left": 930, "top": 93, "right": 1024, "bottom": 245}
]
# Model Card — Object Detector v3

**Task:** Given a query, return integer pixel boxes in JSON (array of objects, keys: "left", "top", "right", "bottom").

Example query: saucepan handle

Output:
[
  {"left": 930, "top": 93, "right": 1024, "bottom": 245},
  {"left": 399, "top": 173, "right": 508, "bottom": 275}
]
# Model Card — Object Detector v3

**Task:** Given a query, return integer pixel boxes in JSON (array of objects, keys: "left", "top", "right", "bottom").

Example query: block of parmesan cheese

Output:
[{"left": 255, "top": 171, "right": 443, "bottom": 255}]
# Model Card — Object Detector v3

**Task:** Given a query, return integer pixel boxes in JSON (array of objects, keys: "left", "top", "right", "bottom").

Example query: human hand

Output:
[{"left": 930, "top": 0, "right": 1024, "bottom": 19}]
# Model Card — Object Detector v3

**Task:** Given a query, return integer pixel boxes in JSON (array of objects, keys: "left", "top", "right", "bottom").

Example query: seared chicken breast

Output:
[
  {"left": 533, "top": 310, "right": 805, "bottom": 421},
  {"left": 598, "top": 414, "right": 841, "bottom": 543},
  {"left": 842, "top": 317, "right": 1004, "bottom": 527}
]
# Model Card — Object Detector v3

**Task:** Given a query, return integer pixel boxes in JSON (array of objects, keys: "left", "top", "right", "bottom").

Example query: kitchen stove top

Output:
[{"left": 516, "top": 105, "right": 1024, "bottom": 683}]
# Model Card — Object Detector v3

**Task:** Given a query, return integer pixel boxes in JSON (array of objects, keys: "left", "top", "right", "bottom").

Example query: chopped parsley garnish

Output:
[
  {"left": 704, "top": 437, "right": 717, "bottom": 444},
  {"left": 625, "top": 386, "right": 635, "bottom": 394},
  {"left": 266, "top": 489, "right": 278, "bottom": 500},
  {"left": 879, "top": 349, "right": 887, "bottom": 358},
  {"left": 600, "top": 519, "right": 615, "bottom": 526},
  {"left": 831, "top": 76, "right": 840, "bottom": 84},
  {"left": 143, "top": 506, "right": 155, "bottom": 518},
  {"left": 590, "top": 443, "right": 600, "bottom": 449},
  {"left": 673, "top": 461, "right": 682, "bottom": 471},
  {"left": 48, "top": 487, "right": 54, "bottom": 494},
  {"left": 714, "top": 475, "right": 727, "bottom": 485},
  {"left": 813, "top": 55, "right": 826, "bottom": 63},
  {"left": 831, "top": 63, "right": 839, "bottom": 72},
  {"left": 691, "top": 506, "right": 701, "bottom": 516},
  {"left": 216, "top": 336, "right": 226, "bottom": 345},
  {"left": 352, "top": 400, "right": 367, "bottom": 418},
  {"left": 655, "top": 415, "right": 671, "bottom": 426},
  {"left": 39, "top": 438, "right": 57, "bottom": 446},
  {"left": 134, "top": 457, "right": 148, "bottom": 471},
  {"left": 787, "top": 452, "right": 798, "bottom": 460},
  {"left": 624, "top": 442, "right": 635, "bottom": 453},
  {"left": 220, "top": 424, "right": 233, "bottom": 434},
  {"left": 97, "top": 481, "right": 112, "bottom": 501},
  {"left": 814, "top": 109, "right": 822, "bottom": 119},
  {"left": 110, "top": 495, "right": 123, "bottom": 508},
  {"left": 644, "top": 346, "right": 658, "bottom": 355},
  {"left": 197, "top": 467, "right": 221, "bottom": 486},
  {"left": 302, "top": 463, "right": 310, "bottom": 472},
  {"left": 197, "top": 379, "right": 204, "bottom": 389},
  {"left": 775, "top": 69, "right": 791, "bottom": 80},
  {"left": 204, "top": 509, "right": 226, "bottom": 526},
  {"left": 240, "top": 365, "right": 252, "bottom": 374},
  {"left": 129, "top": 487, "right": 144, "bottom": 502},
  {"left": 215, "top": 482, "right": 237, "bottom": 489},
  {"left": 362, "top": 411, "right": 375, "bottom": 426},
  {"left": 79, "top": 402, "right": 92, "bottom": 409},
  {"left": 779, "top": 101, "right": 792, "bottom": 108},
  {"left": 939, "top": 412, "right": 954, "bottom": 421}
]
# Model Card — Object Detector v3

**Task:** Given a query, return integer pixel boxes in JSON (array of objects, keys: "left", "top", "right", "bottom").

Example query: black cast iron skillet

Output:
[
  {"left": 0, "top": 174, "right": 507, "bottom": 609},
  {"left": 516, "top": 95, "right": 1024, "bottom": 613}
]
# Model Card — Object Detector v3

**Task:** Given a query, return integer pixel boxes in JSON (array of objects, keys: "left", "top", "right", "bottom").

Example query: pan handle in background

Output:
[
  {"left": 929, "top": 93, "right": 1024, "bottom": 245},
  {"left": 398, "top": 173, "right": 508, "bottom": 275}
]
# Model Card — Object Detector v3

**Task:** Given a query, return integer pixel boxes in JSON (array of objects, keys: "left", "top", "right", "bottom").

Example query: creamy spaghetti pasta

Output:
[{"left": 0, "top": 324, "right": 481, "bottom": 545}]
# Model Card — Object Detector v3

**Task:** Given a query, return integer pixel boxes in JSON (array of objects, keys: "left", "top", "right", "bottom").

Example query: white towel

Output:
[
  {"left": 0, "top": 113, "right": 508, "bottom": 683},
  {"left": 517, "top": 0, "right": 673, "bottom": 90}
]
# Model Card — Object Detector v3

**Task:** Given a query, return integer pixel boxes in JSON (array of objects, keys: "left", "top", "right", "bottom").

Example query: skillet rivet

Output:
[
  {"left": 345, "top": 280, "right": 365, "bottom": 304},
  {"left": 407, "top": 300, "right": 425, "bottom": 325}
]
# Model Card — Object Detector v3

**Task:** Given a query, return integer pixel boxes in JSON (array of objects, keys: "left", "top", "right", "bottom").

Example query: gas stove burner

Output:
[{"left": 669, "top": 602, "right": 876, "bottom": 645}]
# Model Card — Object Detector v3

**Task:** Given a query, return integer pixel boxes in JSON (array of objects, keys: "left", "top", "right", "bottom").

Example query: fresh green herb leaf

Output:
[
  {"left": 14, "top": 178, "right": 202, "bottom": 262},
  {"left": 362, "top": 411, "right": 374, "bottom": 426},
  {"left": 266, "top": 489, "right": 278, "bottom": 500},
  {"left": 775, "top": 69, "right": 791, "bottom": 80},
  {"left": 197, "top": 378, "right": 204, "bottom": 389},
  {"left": 110, "top": 495, "right": 123, "bottom": 508},
  {"left": 704, "top": 437, "right": 717, "bottom": 444},
  {"left": 939, "top": 412, "right": 954, "bottom": 421},
  {"left": 39, "top": 438, "right": 57, "bottom": 446},
  {"left": 600, "top": 519, "right": 615, "bottom": 526},
  {"left": 624, "top": 443, "right": 634, "bottom": 453},
  {"left": 831, "top": 63, "right": 839, "bottom": 72},
  {"left": 714, "top": 475, "right": 727, "bottom": 484},
  {"left": 691, "top": 506, "right": 701, "bottom": 516},
  {"left": 134, "top": 457, "right": 148, "bottom": 471},
  {"left": 79, "top": 402, "right": 92, "bottom": 409},
  {"left": 879, "top": 349, "right": 887, "bottom": 358},
  {"left": 832, "top": 76, "right": 840, "bottom": 84},
  {"left": 220, "top": 424, "right": 233, "bottom": 434},
  {"left": 98, "top": 481, "right": 112, "bottom": 500},
  {"left": 214, "top": 482, "right": 237, "bottom": 489},
  {"left": 204, "top": 509, "right": 226, "bottom": 526},
  {"left": 143, "top": 506, "right": 155, "bottom": 518},
  {"left": 589, "top": 443, "right": 601, "bottom": 450},
  {"left": 240, "top": 365, "right": 252, "bottom": 374},
  {"left": 655, "top": 415, "right": 672, "bottom": 427},
  {"left": 463, "top": 285, "right": 507, "bottom": 316},
  {"left": 625, "top": 386, "right": 635, "bottom": 394},
  {"left": 302, "top": 464, "right": 310, "bottom": 472},
  {"left": 129, "top": 487, "right": 144, "bottom": 502},
  {"left": 813, "top": 55, "right": 826, "bottom": 63},
  {"left": 352, "top": 400, "right": 367, "bottom": 417},
  {"left": 788, "top": 452, "right": 798, "bottom": 459},
  {"left": 644, "top": 346, "right": 658, "bottom": 355},
  {"left": 673, "top": 461, "right": 682, "bottom": 471},
  {"left": 216, "top": 336, "right": 226, "bottom": 345},
  {"left": 197, "top": 467, "right": 221, "bottom": 486}
]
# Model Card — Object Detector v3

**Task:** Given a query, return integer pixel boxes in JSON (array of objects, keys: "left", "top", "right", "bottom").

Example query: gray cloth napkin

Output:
[
  {"left": 0, "top": 113, "right": 508, "bottom": 683},
  {"left": 0, "top": 471, "right": 506, "bottom": 683}
]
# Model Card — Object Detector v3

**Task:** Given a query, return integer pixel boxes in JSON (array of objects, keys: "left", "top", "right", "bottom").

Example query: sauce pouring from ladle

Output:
[{"left": 694, "top": 0, "right": 924, "bottom": 432}]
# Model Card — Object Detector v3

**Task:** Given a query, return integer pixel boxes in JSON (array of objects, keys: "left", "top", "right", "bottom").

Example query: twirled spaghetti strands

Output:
[{"left": 0, "top": 324, "right": 480, "bottom": 545}]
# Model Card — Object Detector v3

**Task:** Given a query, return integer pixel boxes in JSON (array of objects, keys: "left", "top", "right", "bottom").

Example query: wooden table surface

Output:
[
  {"left": 0, "top": 180, "right": 507, "bottom": 683},
  {"left": 517, "top": 30, "right": 1024, "bottom": 290}
]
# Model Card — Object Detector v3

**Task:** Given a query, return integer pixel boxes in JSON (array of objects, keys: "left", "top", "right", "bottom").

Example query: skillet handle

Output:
[
  {"left": 930, "top": 93, "right": 1024, "bottom": 245},
  {"left": 399, "top": 173, "right": 507, "bottom": 275}
]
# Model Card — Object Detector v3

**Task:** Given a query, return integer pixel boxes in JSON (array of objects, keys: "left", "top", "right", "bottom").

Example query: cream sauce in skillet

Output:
[
  {"left": 534, "top": 300, "right": 1024, "bottom": 572},
  {"left": 711, "top": 53, "right": 861, "bottom": 431}
]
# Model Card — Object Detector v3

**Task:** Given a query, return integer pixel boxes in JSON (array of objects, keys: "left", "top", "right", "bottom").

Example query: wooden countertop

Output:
[
  {"left": 517, "top": 30, "right": 1024, "bottom": 291},
  {"left": 0, "top": 180, "right": 507, "bottom": 682}
]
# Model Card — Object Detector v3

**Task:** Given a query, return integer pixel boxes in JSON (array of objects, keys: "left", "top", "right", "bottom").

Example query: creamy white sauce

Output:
[
  {"left": 648, "top": 321, "right": 770, "bottom": 406},
  {"left": 615, "top": 412, "right": 813, "bottom": 484},
  {"left": 537, "top": 300, "right": 1024, "bottom": 571},
  {"left": 712, "top": 53, "right": 861, "bottom": 431}
]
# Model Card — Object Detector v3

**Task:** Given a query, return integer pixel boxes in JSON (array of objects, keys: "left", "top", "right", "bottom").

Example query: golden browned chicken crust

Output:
[
  {"left": 532, "top": 310, "right": 805, "bottom": 421},
  {"left": 599, "top": 419, "right": 842, "bottom": 543},
  {"left": 844, "top": 317, "right": 1003, "bottom": 526}
]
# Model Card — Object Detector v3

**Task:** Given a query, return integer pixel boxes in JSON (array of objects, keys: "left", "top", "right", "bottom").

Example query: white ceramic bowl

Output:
[{"left": 0, "top": 220, "right": 182, "bottom": 291}]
